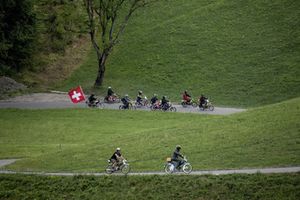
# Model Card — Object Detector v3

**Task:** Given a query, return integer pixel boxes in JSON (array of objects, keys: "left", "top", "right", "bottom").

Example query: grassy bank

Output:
[
  {"left": 0, "top": 173, "right": 299, "bottom": 199},
  {"left": 56, "top": 0, "right": 300, "bottom": 107},
  {"left": 0, "top": 98, "right": 299, "bottom": 172}
]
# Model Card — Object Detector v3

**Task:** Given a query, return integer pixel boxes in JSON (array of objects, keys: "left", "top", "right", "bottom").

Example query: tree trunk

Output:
[
  {"left": 94, "top": 54, "right": 107, "bottom": 86},
  {"left": 94, "top": 62, "right": 105, "bottom": 86}
]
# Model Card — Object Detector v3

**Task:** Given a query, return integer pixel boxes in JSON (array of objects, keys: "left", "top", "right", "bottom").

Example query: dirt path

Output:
[
  {"left": 0, "top": 159, "right": 19, "bottom": 168},
  {"left": 1, "top": 159, "right": 299, "bottom": 176},
  {"left": 0, "top": 93, "right": 245, "bottom": 115},
  {"left": 1, "top": 166, "right": 299, "bottom": 176}
]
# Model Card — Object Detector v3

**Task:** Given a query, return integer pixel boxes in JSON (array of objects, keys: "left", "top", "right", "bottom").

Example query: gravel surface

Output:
[
  {"left": 0, "top": 77, "right": 27, "bottom": 94},
  {"left": 0, "top": 93, "right": 246, "bottom": 115},
  {"left": 0, "top": 163, "right": 299, "bottom": 176},
  {"left": 0, "top": 159, "right": 19, "bottom": 168}
]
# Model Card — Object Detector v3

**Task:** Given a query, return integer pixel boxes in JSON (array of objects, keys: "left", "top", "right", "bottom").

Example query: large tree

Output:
[{"left": 84, "top": 0, "right": 154, "bottom": 86}]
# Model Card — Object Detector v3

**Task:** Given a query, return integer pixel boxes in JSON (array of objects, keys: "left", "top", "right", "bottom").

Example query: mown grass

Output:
[
  {"left": 0, "top": 173, "right": 299, "bottom": 200},
  {"left": 0, "top": 98, "right": 299, "bottom": 172},
  {"left": 56, "top": 0, "right": 300, "bottom": 107}
]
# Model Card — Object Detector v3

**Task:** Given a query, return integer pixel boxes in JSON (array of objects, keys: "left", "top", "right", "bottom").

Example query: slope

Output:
[
  {"left": 0, "top": 98, "right": 299, "bottom": 172},
  {"left": 57, "top": 0, "right": 300, "bottom": 107}
]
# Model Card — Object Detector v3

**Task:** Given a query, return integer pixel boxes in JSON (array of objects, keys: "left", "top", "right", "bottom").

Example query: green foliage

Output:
[
  {"left": 59, "top": 0, "right": 300, "bottom": 107},
  {"left": 0, "top": 0, "right": 88, "bottom": 76},
  {"left": 35, "top": 0, "right": 88, "bottom": 53},
  {"left": 0, "top": 0, "right": 37, "bottom": 74},
  {"left": 0, "top": 98, "right": 299, "bottom": 172},
  {"left": 0, "top": 173, "right": 299, "bottom": 199}
]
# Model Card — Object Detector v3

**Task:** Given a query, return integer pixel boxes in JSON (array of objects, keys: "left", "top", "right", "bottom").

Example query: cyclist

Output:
[
  {"left": 199, "top": 94, "right": 207, "bottom": 108},
  {"left": 110, "top": 147, "right": 124, "bottom": 170},
  {"left": 150, "top": 94, "right": 158, "bottom": 105},
  {"left": 182, "top": 90, "right": 191, "bottom": 103},
  {"left": 161, "top": 96, "right": 169, "bottom": 110},
  {"left": 88, "top": 93, "right": 97, "bottom": 105},
  {"left": 171, "top": 145, "right": 184, "bottom": 169},
  {"left": 105, "top": 86, "right": 115, "bottom": 101},
  {"left": 136, "top": 90, "right": 143, "bottom": 105},
  {"left": 121, "top": 94, "right": 130, "bottom": 109}
]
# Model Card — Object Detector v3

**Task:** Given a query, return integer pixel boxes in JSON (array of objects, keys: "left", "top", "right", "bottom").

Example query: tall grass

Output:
[{"left": 0, "top": 173, "right": 299, "bottom": 199}]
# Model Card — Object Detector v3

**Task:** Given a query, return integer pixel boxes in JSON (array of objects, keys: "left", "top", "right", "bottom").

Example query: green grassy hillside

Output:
[
  {"left": 56, "top": 0, "right": 300, "bottom": 107},
  {"left": 0, "top": 98, "right": 299, "bottom": 172},
  {"left": 1, "top": 173, "right": 299, "bottom": 200}
]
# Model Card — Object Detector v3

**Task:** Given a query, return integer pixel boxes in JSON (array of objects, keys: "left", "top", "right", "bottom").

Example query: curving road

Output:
[{"left": 0, "top": 93, "right": 245, "bottom": 115}]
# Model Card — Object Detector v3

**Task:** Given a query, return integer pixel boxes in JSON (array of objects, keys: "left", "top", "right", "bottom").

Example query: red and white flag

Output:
[{"left": 68, "top": 86, "right": 85, "bottom": 103}]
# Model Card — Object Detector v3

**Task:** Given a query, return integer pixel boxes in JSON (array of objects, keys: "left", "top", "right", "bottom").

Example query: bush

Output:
[{"left": 0, "top": 0, "right": 37, "bottom": 73}]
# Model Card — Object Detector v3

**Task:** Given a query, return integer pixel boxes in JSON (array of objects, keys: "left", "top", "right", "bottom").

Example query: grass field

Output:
[
  {"left": 0, "top": 173, "right": 299, "bottom": 199},
  {"left": 56, "top": 0, "right": 300, "bottom": 107},
  {"left": 0, "top": 98, "right": 299, "bottom": 172},
  {"left": 2, "top": 0, "right": 299, "bottom": 199}
]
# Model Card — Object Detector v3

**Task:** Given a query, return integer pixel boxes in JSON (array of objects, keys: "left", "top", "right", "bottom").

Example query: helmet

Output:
[
  {"left": 163, "top": 96, "right": 166, "bottom": 98},
  {"left": 108, "top": 86, "right": 111, "bottom": 89},
  {"left": 154, "top": 94, "right": 157, "bottom": 97},
  {"left": 116, "top": 147, "right": 121, "bottom": 151},
  {"left": 125, "top": 94, "right": 128, "bottom": 97},
  {"left": 139, "top": 90, "right": 143, "bottom": 94},
  {"left": 176, "top": 145, "right": 181, "bottom": 149}
]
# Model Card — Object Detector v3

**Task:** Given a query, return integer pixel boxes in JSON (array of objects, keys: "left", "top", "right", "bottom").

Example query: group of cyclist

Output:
[
  {"left": 119, "top": 90, "right": 172, "bottom": 110},
  {"left": 182, "top": 90, "right": 208, "bottom": 108},
  {"left": 109, "top": 145, "right": 184, "bottom": 171},
  {"left": 88, "top": 86, "right": 208, "bottom": 109}
]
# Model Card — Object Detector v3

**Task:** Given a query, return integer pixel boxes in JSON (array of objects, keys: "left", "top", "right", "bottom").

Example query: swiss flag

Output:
[{"left": 68, "top": 86, "right": 85, "bottom": 103}]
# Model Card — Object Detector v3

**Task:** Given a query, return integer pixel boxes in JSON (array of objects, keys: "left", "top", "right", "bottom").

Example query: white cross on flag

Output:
[{"left": 68, "top": 86, "right": 85, "bottom": 103}]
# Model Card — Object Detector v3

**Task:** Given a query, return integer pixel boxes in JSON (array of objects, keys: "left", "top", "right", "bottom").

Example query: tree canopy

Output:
[
  {"left": 0, "top": 0, "right": 87, "bottom": 76},
  {"left": 0, "top": 0, "right": 37, "bottom": 74}
]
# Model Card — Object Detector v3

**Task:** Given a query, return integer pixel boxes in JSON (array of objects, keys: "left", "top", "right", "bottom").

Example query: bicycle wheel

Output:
[
  {"left": 144, "top": 100, "right": 149, "bottom": 107},
  {"left": 121, "top": 164, "right": 131, "bottom": 175},
  {"left": 192, "top": 102, "right": 198, "bottom": 107},
  {"left": 164, "top": 163, "right": 174, "bottom": 174},
  {"left": 150, "top": 105, "right": 156, "bottom": 111},
  {"left": 105, "top": 165, "right": 113, "bottom": 174},
  {"left": 170, "top": 107, "right": 177, "bottom": 112},
  {"left": 182, "top": 163, "right": 192, "bottom": 174},
  {"left": 97, "top": 103, "right": 104, "bottom": 109},
  {"left": 129, "top": 103, "right": 133, "bottom": 110},
  {"left": 209, "top": 105, "right": 214, "bottom": 111}
]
